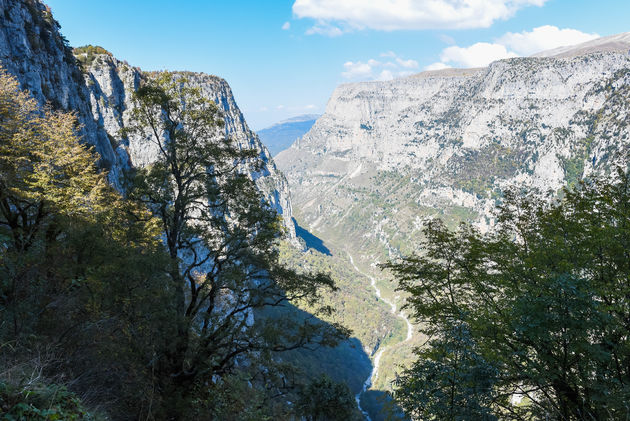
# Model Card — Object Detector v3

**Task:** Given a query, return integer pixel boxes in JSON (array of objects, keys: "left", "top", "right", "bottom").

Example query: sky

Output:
[{"left": 45, "top": 0, "right": 630, "bottom": 130}]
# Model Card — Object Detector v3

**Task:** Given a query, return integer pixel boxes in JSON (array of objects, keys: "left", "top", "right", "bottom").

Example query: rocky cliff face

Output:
[
  {"left": 82, "top": 54, "right": 295, "bottom": 237},
  {"left": 276, "top": 36, "right": 630, "bottom": 260},
  {"left": 275, "top": 41, "right": 630, "bottom": 396},
  {"left": 0, "top": 0, "right": 117, "bottom": 169},
  {"left": 0, "top": 0, "right": 295, "bottom": 237}
]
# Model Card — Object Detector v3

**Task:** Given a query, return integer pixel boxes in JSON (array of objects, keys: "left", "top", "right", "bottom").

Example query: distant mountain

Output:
[
  {"left": 533, "top": 31, "right": 630, "bottom": 58},
  {"left": 257, "top": 114, "right": 320, "bottom": 156}
]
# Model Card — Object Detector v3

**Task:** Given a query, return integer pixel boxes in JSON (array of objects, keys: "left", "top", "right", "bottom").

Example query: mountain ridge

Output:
[
  {"left": 276, "top": 33, "right": 630, "bottom": 398},
  {"left": 257, "top": 113, "right": 320, "bottom": 156},
  {"left": 533, "top": 31, "right": 630, "bottom": 58},
  {"left": 0, "top": 0, "right": 295, "bottom": 238},
  {"left": 333, "top": 32, "right": 630, "bottom": 86}
]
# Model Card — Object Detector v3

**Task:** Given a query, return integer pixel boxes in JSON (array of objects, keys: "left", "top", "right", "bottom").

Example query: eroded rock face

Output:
[
  {"left": 82, "top": 55, "right": 296, "bottom": 238},
  {"left": 0, "top": 0, "right": 117, "bottom": 168},
  {"left": 276, "top": 39, "right": 630, "bottom": 259},
  {"left": 0, "top": 0, "right": 295, "bottom": 238}
]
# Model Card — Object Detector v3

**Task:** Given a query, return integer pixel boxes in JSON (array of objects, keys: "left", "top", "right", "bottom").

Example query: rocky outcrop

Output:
[
  {"left": 0, "top": 0, "right": 117, "bottom": 168},
  {"left": 82, "top": 55, "right": 296, "bottom": 237},
  {"left": 276, "top": 35, "right": 630, "bottom": 259},
  {"left": 0, "top": 0, "right": 295, "bottom": 238}
]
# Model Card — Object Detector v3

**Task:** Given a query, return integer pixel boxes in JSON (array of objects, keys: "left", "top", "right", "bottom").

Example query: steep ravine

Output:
[
  {"left": 278, "top": 33, "right": 630, "bottom": 418},
  {"left": 347, "top": 252, "right": 413, "bottom": 420}
]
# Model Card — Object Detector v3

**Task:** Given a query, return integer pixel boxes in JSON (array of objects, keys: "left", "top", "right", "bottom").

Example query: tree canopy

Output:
[
  {"left": 386, "top": 172, "right": 630, "bottom": 420},
  {"left": 124, "top": 71, "right": 349, "bottom": 417},
  {"left": 0, "top": 66, "right": 351, "bottom": 419}
]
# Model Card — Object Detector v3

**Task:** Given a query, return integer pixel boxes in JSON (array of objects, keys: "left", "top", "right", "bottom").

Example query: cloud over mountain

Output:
[
  {"left": 425, "top": 25, "right": 599, "bottom": 69},
  {"left": 293, "top": 0, "right": 548, "bottom": 34},
  {"left": 342, "top": 53, "right": 419, "bottom": 81}
]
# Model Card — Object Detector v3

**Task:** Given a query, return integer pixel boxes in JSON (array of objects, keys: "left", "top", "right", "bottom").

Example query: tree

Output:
[
  {"left": 0, "top": 65, "right": 112, "bottom": 337},
  {"left": 386, "top": 172, "right": 630, "bottom": 420},
  {"left": 296, "top": 374, "right": 361, "bottom": 421},
  {"left": 392, "top": 323, "right": 498, "bottom": 420},
  {"left": 0, "top": 66, "right": 174, "bottom": 419},
  {"left": 125, "top": 72, "right": 348, "bottom": 416}
]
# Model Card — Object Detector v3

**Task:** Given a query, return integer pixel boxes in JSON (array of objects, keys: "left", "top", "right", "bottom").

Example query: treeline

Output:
[
  {"left": 0, "top": 67, "right": 358, "bottom": 420},
  {"left": 387, "top": 170, "right": 630, "bottom": 420}
]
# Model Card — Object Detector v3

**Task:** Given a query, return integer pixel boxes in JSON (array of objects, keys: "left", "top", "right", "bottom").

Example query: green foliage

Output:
[
  {"left": 187, "top": 369, "right": 292, "bottom": 421},
  {"left": 125, "top": 71, "right": 348, "bottom": 418},
  {"left": 73, "top": 45, "right": 112, "bottom": 69},
  {"left": 561, "top": 136, "right": 595, "bottom": 188},
  {"left": 392, "top": 324, "right": 498, "bottom": 420},
  {"left": 0, "top": 66, "right": 173, "bottom": 418},
  {"left": 387, "top": 171, "right": 630, "bottom": 420},
  {"left": 0, "top": 66, "right": 109, "bottom": 223},
  {"left": 279, "top": 243, "right": 402, "bottom": 353},
  {"left": 452, "top": 142, "right": 523, "bottom": 198},
  {"left": 297, "top": 374, "right": 363, "bottom": 421},
  {"left": 0, "top": 381, "right": 97, "bottom": 420},
  {"left": 0, "top": 64, "right": 348, "bottom": 420}
]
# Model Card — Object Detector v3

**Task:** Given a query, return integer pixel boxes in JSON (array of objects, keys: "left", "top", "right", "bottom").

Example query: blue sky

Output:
[{"left": 46, "top": 0, "right": 630, "bottom": 130}]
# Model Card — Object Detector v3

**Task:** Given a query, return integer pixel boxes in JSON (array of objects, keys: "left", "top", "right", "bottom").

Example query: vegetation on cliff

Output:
[
  {"left": 387, "top": 170, "right": 630, "bottom": 420},
  {"left": 73, "top": 45, "right": 113, "bottom": 69},
  {"left": 0, "top": 67, "right": 354, "bottom": 420}
]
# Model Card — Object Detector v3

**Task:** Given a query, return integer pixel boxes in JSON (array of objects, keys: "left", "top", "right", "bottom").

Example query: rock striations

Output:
[
  {"left": 0, "top": 0, "right": 117, "bottom": 169},
  {"left": 276, "top": 35, "right": 630, "bottom": 260},
  {"left": 82, "top": 54, "right": 296, "bottom": 237},
  {"left": 0, "top": 0, "right": 295, "bottom": 238}
]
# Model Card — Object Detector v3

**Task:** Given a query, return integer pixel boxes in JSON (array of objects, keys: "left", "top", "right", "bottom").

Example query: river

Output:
[{"left": 347, "top": 252, "right": 413, "bottom": 420}]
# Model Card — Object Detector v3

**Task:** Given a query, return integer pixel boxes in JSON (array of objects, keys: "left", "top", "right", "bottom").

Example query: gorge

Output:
[
  {"left": 2, "top": 0, "right": 630, "bottom": 419},
  {"left": 276, "top": 31, "right": 630, "bottom": 419}
]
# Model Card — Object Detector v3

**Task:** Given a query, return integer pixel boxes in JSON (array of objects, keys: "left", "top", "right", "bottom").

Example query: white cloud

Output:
[
  {"left": 276, "top": 105, "right": 285, "bottom": 110},
  {"left": 342, "top": 61, "right": 374, "bottom": 79},
  {"left": 396, "top": 57, "right": 419, "bottom": 69},
  {"left": 341, "top": 25, "right": 598, "bottom": 79},
  {"left": 440, "top": 42, "right": 518, "bottom": 67},
  {"left": 424, "top": 62, "right": 451, "bottom": 71},
  {"left": 305, "top": 21, "right": 344, "bottom": 37},
  {"left": 427, "top": 25, "right": 599, "bottom": 69},
  {"left": 498, "top": 25, "right": 599, "bottom": 55},
  {"left": 304, "top": 104, "right": 317, "bottom": 110},
  {"left": 293, "top": 0, "right": 548, "bottom": 35},
  {"left": 342, "top": 52, "right": 419, "bottom": 81},
  {"left": 282, "top": 21, "right": 291, "bottom": 30}
]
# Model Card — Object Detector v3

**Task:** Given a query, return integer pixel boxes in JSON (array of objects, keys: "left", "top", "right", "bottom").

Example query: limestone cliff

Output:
[
  {"left": 276, "top": 35, "right": 630, "bottom": 260},
  {"left": 0, "top": 0, "right": 295, "bottom": 237},
  {"left": 82, "top": 54, "right": 295, "bottom": 237},
  {"left": 0, "top": 0, "right": 117, "bottom": 168}
]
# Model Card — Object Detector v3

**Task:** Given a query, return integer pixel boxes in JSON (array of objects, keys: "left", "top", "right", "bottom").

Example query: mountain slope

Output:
[
  {"left": 534, "top": 31, "right": 630, "bottom": 58},
  {"left": 0, "top": 0, "right": 117, "bottom": 170},
  {"left": 0, "top": 2, "right": 379, "bottom": 416},
  {"left": 257, "top": 114, "right": 320, "bottom": 156},
  {"left": 80, "top": 53, "right": 296, "bottom": 237},
  {"left": 0, "top": 0, "right": 295, "bottom": 237},
  {"left": 275, "top": 34, "right": 630, "bottom": 402},
  {"left": 277, "top": 39, "right": 630, "bottom": 254}
]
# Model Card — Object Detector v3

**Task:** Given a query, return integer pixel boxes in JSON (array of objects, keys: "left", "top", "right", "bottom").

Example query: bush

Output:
[{"left": 0, "top": 381, "right": 96, "bottom": 420}]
